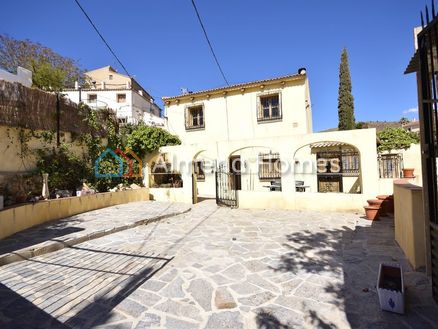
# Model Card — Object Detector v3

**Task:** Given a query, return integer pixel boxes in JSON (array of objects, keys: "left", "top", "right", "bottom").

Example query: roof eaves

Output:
[
  {"left": 162, "top": 73, "right": 306, "bottom": 102},
  {"left": 405, "top": 50, "right": 419, "bottom": 74}
]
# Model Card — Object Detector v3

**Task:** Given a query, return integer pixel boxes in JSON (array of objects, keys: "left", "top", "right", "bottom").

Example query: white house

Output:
[
  {"left": 63, "top": 66, "right": 164, "bottom": 126},
  {"left": 142, "top": 69, "right": 397, "bottom": 212},
  {"left": 164, "top": 68, "right": 313, "bottom": 143},
  {"left": 0, "top": 66, "right": 32, "bottom": 87}
]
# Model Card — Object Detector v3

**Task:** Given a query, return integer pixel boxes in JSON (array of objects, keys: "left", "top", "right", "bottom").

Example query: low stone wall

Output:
[
  {"left": 238, "top": 191, "right": 367, "bottom": 212},
  {"left": 149, "top": 188, "right": 190, "bottom": 203},
  {"left": 394, "top": 180, "right": 426, "bottom": 270},
  {"left": 0, "top": 188, "right": 150, "bottom": 240}
]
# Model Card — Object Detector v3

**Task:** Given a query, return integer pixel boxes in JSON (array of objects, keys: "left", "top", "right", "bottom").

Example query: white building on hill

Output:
[{"left": 63, "top": 66, "right": 164, "bottom": 126}]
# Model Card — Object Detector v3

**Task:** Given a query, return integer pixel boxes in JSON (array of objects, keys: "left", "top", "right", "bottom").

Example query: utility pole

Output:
[{"left": 56, "top": 93, "right": 60, "bottom": 147}]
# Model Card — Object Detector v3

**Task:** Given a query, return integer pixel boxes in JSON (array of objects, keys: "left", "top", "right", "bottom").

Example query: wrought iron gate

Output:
[
  {"left": 408, "top": 5, "right": 438, "bottom": 302},
  {"left": 215, "top": 169, "right": 238, "bottom": 208}
]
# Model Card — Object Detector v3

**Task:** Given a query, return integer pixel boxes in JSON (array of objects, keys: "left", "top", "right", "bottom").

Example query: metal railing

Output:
[{"left": 378, "top": 154, "right": 403, "bottom": 179}]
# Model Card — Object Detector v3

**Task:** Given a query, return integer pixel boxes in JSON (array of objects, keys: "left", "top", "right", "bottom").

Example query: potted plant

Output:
[
  {"left": 402, "top": 168, "right": 415, "bottom": 178},
  {"left": 377, "top": 195, "right": 394, "bottom": 214},
  {"left": 364, "top": 205, "right": 380, "bottom": 220}
]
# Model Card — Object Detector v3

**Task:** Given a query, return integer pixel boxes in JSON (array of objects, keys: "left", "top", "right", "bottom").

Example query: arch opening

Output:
[{"left": 293, "top": 141, "right": 362, "bottom": 194}]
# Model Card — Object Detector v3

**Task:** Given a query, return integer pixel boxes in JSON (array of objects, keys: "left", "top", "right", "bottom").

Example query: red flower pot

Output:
[
  {"left": 367, "top": 199, "right": 386, "bottom": 216},
  {"left": 402, "top": 168, "right": 415, "bottom": 178},
  {"left": 376, "top": 195, "right": 394, "bottom": 214},
  {"left": 364, "top": 206, "right": 380, "bottom": 220},
  {"left": 367, "top": 199, "right": 383, "bottom": 207}
]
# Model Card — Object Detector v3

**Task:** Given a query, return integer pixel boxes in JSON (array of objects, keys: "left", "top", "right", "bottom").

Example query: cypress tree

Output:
[{"left": 338, "top": 48, "right": 355, "bottom": 130}]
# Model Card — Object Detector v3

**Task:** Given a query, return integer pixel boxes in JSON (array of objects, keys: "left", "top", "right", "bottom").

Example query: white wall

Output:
[
  {"left": 0, "top": 67, "right": 32, "bottom": 87},
  {"left": 239, "top": 191, "right": 366, "bottom": 212},
  {"left": 165, "top": 77, "right": 311, "bottom": 144},
  {"left": 377, "top": 143, "right": 422, "bottom": 195},
  {"left": 151, "top": 128, "right": 379, "bottom": 212},
  {"left": 63, "top": 89, "right": 162, "bottom": 125}
]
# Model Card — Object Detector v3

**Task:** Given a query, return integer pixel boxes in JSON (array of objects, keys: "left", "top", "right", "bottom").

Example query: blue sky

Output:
[{"left": 1, "top": 0, "right": 424, "bottom": 131}]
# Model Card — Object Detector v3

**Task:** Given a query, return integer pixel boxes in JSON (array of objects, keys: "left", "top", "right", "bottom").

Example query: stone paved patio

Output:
[
  {"left": 0, "top": 201, "right": 190, "bottom": 265},
  {"left": 0, "top": 200, "right": 437, "bottom": 328}
]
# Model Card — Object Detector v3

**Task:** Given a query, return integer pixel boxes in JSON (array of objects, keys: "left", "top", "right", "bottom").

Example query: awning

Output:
[
  {"left": 310, "top": 141, "right": 350, "bottom": 149},
  {"left": 405, "top": 50, "right": 419, "bottom": 74}
]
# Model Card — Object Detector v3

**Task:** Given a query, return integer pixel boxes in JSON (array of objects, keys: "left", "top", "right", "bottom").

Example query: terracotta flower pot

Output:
[
  {"left": 376, "top": 195, "right": 389, "bottom": 209},
  {"left": 376, "top": 195, "right": 394, "bottom": 214},
  {"left": 402, "top": 168, "right": 415, "bottom": 178},
  {"left": 364, "top": 206, "right": 380, "bottom": 220},
  {"left": 367, "top": 199, "right": 386, "bottom": 216},
  {"left": 367, "top": 199, "right": 383, "bottom": 207}
]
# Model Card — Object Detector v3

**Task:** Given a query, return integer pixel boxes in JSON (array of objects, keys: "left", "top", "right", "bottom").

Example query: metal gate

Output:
[
  {"left": 215, "top": 169, "right": 238, "bottom": 208},
  {"left": 407, "top": 5, "right": 438, "bottom": 302}
]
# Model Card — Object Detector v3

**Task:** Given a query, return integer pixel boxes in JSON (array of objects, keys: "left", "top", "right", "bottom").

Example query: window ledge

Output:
[
  {"left": 257, "top": 117, "right": 283, "bottom": 124},
  {"left": 185, "top": 126, "right": 205, "bottom": 131}
]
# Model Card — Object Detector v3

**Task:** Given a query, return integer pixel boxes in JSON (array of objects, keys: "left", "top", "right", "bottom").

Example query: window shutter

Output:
[
  {"left": 256, "top": 96, "right": 261, "bottom": 119},
  {"left": 278, "top": 92, "right": 282, "bottom": 118}
]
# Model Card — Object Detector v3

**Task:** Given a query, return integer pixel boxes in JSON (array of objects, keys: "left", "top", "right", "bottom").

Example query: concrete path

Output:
[
  {"left": 0, "top": 201, "right": 191, "bottom": 266},
  {"left": 0, "top": 200, "right": 437, "bottom": 328}
]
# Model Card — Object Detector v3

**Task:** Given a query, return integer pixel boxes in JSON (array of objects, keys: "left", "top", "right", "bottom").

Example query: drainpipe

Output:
[{"left": 224, "top": 93, "right": 230, "bottom": 141}]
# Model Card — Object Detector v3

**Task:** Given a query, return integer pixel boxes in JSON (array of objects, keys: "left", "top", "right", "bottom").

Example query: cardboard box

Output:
[{"left": 377, "top": 263, "right": 405, "bottom": 314}]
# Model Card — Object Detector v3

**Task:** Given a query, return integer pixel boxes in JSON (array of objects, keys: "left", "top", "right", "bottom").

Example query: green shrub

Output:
[
  {"left": 36, "top": 145, "right": 90, "bottom": 190},
  {"left": 126, "top": 124, "right": 181, "bottom": 158},
  {"left": 377, "top": 127, "right": 420, "bottom": 152}
]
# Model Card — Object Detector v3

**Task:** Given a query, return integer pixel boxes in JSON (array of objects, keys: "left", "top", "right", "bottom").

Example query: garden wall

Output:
[
  {"left": 238, "top": 190, "right": 366, "bottom": 212},
  {"left": 377, "top": 144, "right": 423, "bottom": 195},
  {"left": 0, "top": 188, "right": 149, "bottom": 240},
  {"left": 393, "top": 180, "right": 426, "bottom": 270},
  {"left": 0, "top": 126, "right": 88, "bottom": 174},
  {"left": 149, "top": 188, "right": 189, "bottom": 203}
]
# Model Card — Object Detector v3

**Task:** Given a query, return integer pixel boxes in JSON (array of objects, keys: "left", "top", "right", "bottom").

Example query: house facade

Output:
[
  {"left": 164, "top": 70, "right": 312, "bottom": 143},
  {"left": 63, "top": 66, "right": 164, "bottom": 126},
  {"left": 145, "top": 69, "right": 387, "bottom": 212}
]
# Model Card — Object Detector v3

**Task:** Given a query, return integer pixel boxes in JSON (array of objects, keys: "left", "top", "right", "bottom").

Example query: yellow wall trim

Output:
[{"left": 0, "top": 188, "right": 150, "bottom": 240}]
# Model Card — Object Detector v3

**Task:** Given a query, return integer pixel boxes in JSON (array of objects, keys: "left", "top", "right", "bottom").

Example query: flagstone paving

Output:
[
  {"left": 0, "top": 201, "right": 191, "bottom": 265},
  {"left": 0, "top": 200, "right": 437, "bottom": 328}
]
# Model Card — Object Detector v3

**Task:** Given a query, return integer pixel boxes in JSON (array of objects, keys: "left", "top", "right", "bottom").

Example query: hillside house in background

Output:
[
  {"left": 403, "top": 119, "right": 420, "bottom": 133},
  {"left": 63, "top": 66, "right": 163, "bottom": 126},
  {"left": 0, "top": 66, "right": 32, "bottom": 87}
]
